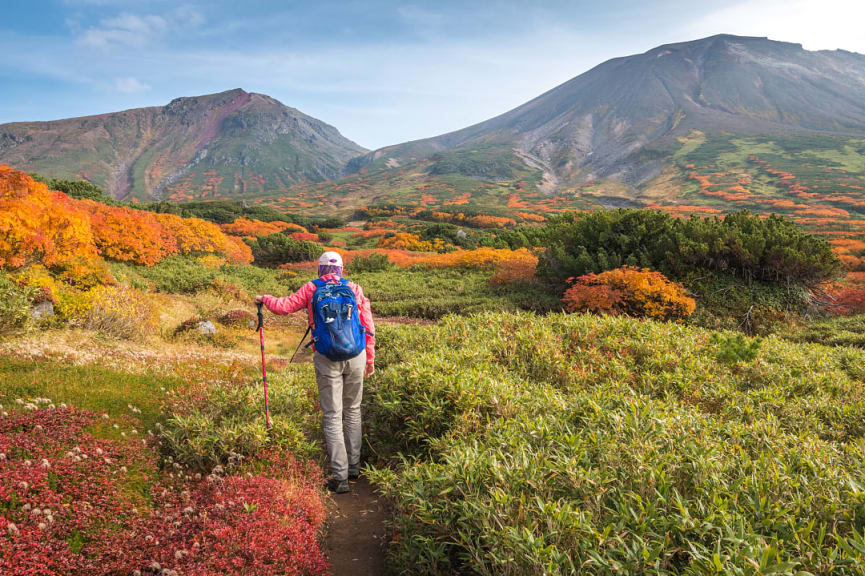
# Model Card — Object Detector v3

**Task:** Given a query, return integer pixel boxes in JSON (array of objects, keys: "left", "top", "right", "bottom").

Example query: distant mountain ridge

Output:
[
  {"left": 349, "top": 35, "right": 865, "bottom": 190},
  {"left": 0, "top": 89, "right": 366, "bottom": 201},
  {"left": 3, "top": 35, "right": 865, "bottom": 208}
]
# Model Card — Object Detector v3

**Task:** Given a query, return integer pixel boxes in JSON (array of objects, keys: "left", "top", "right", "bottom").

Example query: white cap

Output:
[{"left": 318, "top": 251, "right": 343, "bottom": 267}]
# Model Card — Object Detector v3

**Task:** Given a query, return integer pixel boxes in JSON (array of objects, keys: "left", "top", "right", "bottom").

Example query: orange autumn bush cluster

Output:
[
  {"left": 79, "top": 200, "right": 252, "bottom": 266},
  {"left": 402, "top": 248, "right": 538, "bottom": 269},
  {"left": 289, "top": 232, "right": 319, "bottom": 243},
  {"left": 0, "top": 166, "right": 98, "bottom": 272},
  {"left": 377, "top": 232, "right": 448, "bottom": 252},
  {"left": 281, "top": 247, "right": 537, "bottom": 273},
  {"left": 427, "top": 211, "right": 517, "bottom": 228},
  {"left": 488, "top": 256, "right": 538, "bottom": 285},
  {"left": 220, "top": 217, "right": 299, "bottom": 239},
  {"left": 0, "top": 167, "right": 251, "bottom": 271},
  {"left": 563, "top": 266, "right": 696, "bottom": 321}
]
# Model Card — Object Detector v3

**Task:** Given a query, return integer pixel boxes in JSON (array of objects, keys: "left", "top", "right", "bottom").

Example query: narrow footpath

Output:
[{"left": 324, "top": 477, "right": 389, "bottom": 575}]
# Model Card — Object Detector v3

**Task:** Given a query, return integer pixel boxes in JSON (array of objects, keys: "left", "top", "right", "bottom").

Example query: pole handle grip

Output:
[{"left": 256, "top": 302, "right": 264, "bottom": 331}]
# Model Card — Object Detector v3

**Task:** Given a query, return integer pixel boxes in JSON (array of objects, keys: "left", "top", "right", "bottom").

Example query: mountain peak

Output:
[
  {"left": 349, "top": 34, "right": 865, "bottom": 190},
  {"left": 0, "top": 90, "right": 367, "bottom": 201}
]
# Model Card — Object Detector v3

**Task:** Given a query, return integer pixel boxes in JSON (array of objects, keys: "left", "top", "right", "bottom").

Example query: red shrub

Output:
[{"left": 827, "top": 287, "right": 865, "bottom": 315}]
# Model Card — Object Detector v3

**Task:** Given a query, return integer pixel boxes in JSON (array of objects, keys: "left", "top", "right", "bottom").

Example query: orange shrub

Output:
[
  {"left": 220, "top": 218, "right": 293, "bottom": 238},
  {"left": 513, "top": 211, "right": 547, "bottom": 222},
  {"left": 377, "top": 232, "right": 443, "bottom": 252},
  {"left": 0, "top": 166, "right": 98, "bottom": 270},
  {"left": 0, "top": 166, "right": 253, "bottom": 270},
  {"left": 563, "top": 266, "right": 695, "bottom": 320},
  {"left": 392, "top": 247, "right": 536, "bottom": 270},
  {"left": 466, "top": 214, "right": 517, "bottom": 228},
  {"left": 155, "top": 213, "right": 225, "bottom": 254},
  {"left": 488, "top": 256, "right": 538, "bottom": 285},
  {"left": 79, "top": 200, "right": 176, "bottom": 266},
  {"left": 278, "top": 247, "right": 537, "bottom": 273},
  {"left": 289, "top": 232, "right": 320, "bottom": 242},
  {"left": 221, "top": 235, "right": 254, "bottom": 265}
]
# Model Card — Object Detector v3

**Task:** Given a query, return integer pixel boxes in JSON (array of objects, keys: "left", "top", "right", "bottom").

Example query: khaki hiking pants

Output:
[{"left": 314, "top": 350, "right": 366, "bottom": 481}]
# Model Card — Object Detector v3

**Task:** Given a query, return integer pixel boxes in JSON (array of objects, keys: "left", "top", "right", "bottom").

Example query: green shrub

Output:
[
  {"left": 160, "top": 364, "right": 319, "bottom": 471},
  {"left": 710, "top": 332, "right": 762, "bottom": 363},
  {"left": 785, "top": 314, "right": 865, "bottom": 348},
  {"left": 247, "top": 233, "right": 322, "bottom": 268},
  {"left": 538, "top": 209, "right": 840, "bottom": 290},
  {"left": 348, "top": 268, "right": 558, "bottom": 319},
  {"left": 348, "top": 253, "right": 393, "bottom": 273},
  {"left": 31, "top": 174, "right": 113, "bottom": 202},
  {"left": 0, "top": 270, "right": 32, "bottom": 334},
  {"left": 129, "top": 255, "right": 217, "bottom": 293},
  {"left": 218, "top": 264, "right": 299, "bottom": 297},
  {"left": 366, "top": 312, "right": 865, "bottom": 574}
]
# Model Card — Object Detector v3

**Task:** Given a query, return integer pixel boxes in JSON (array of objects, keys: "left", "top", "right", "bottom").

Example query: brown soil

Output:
[{"left": 324, "top": 476, "right": 390, "bottom": 575}]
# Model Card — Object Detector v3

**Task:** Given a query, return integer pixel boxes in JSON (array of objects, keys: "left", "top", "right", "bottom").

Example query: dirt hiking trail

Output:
[{"left": 325, "top": 476, "right": 389, "bottom": 575}]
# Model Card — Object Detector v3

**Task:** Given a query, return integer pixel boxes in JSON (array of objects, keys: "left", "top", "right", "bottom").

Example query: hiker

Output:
[{"left": 255, "top": 251, "right": 375, "bottom": 494}]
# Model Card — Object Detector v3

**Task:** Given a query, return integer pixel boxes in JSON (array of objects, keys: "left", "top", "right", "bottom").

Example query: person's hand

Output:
[
  {"left": 364, "top": 363, "right": 375, "bottom": 378},
  {"left": 254, "top": 295, "right": 264, "bottom": 305}
]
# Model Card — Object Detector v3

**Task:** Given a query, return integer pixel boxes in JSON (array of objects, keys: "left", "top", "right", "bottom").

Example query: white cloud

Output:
[
  {"left": 76, "top": 5, "right": 203, "bottom": 48},
  {"left": 685, "top": 0, "right": 865, "bottom": 54},
  {"left": 80, "top": 13, "right": 168, "bottom": 47},
  {"left": 113, "top": 76, "right": 150, "bottom": 93}
]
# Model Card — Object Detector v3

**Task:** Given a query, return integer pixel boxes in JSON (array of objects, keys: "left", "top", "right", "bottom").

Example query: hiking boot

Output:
[
  {"left": 327, "top": 477, "right": 349, "bottom": 494},
  {"left": 348, "top": 466, "right": 360, "bottom": 480}
]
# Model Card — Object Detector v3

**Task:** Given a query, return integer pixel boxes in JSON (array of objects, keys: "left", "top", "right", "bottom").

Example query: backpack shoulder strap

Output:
[{"left": 311, "top": 278, "right": 326, "bottom": 289}]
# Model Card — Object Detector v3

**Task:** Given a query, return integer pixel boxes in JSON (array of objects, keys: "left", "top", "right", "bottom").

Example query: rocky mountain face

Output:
[
  {"left": 349, "top": 35, "right": 865, "bottom": 189},
  {"left": 0, "top": 89, "right": 367, "bottom": 201}
]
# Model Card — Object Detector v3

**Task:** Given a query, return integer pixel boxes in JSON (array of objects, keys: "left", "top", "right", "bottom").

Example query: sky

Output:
[{"left": 1, "top": 0, "right": 863, "bottom": 150}]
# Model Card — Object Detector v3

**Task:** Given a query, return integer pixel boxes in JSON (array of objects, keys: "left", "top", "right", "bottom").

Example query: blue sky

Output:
[{"left": 1, "top": 0, "right": 863, "bottom": 149}]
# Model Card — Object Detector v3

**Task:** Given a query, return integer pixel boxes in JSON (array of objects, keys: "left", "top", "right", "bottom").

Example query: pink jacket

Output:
[{"left": 261, "top": 274, "right": 375, "bottom": 365}]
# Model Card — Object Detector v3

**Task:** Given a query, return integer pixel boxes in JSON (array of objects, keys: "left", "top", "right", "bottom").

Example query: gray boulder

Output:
[
  {"left": 31, "top": 301, "right": 54, "bottom": 320},
  {"left": 197, "top": 320, "right": 217, "bottom": 335}
]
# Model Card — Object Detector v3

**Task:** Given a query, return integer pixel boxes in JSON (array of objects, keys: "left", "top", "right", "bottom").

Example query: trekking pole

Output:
[
  {"left": 289, "top": 326, "right": 311, "bottom": 364},
  {"left": 256, "top": 303, "right": 272, "bottom": 430}
]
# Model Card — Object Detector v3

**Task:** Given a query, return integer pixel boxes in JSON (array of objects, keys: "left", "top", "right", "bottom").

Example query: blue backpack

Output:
[{"left": 310, "top": 278, "right": 366, "bottom": 361}]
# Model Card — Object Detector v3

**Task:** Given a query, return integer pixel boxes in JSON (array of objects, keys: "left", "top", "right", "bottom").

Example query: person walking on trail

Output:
[{"left": 255, "top": 251, "right": 375, "bottom": 494}]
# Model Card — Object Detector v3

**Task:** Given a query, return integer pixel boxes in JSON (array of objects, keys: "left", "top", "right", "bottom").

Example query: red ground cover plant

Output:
[
  {"left": 563, "top": 266, "right": 696, "bottom": 320},
  {"left": 0, "top": 406, "right": 327, "bottom": 576}
]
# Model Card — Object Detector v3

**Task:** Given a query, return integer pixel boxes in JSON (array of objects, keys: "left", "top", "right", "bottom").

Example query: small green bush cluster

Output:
[
  {"left": 159, "top": 364, "right": 320, "bottom": 471},
  {"left": 786, "top": 314, "right": 865, "bottom": 349},
  {"left": 246, "top": 233, "right": 322, "bottom": 268},
  {"left": 140, "top": 199, "right": 343, "bottom": 228},
  {"left": 110, "top": 256, "right": 299, "bottom": 297},
  {"left": 350, "top": 268, "right": 560, "bottom": 319},
  {"left": 347, "top": 252, "right": 393, "bottom": 273},
  {"left": 366, "top": 312, "right": 865, "bottom": 574},
  {"left": 30, "top": 174, "right": 114, "bottom": 202},
  {"left": 0, "top": 270, "right": 32, "bottom": 334}
]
